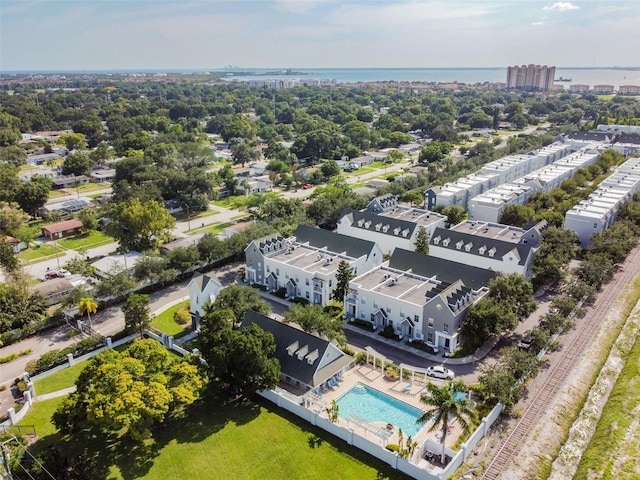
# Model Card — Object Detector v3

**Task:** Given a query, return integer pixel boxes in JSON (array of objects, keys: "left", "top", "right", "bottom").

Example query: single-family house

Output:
[
  {"left": 30, "top": 278, "right": 75, "bottom": 306},
  {"left": 41, "top": 219, "right": 84, "bottom": 240},
  {"left": 188, "top": 274, "right": 223, "bottom": 327}
]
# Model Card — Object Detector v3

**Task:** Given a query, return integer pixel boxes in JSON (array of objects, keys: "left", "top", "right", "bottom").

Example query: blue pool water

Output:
[
  {"left": 336, "top": 384, "right": 423, "bottom": 437},
  {"left": 454, "top": 391, "right": 467, "bottom": 402}
]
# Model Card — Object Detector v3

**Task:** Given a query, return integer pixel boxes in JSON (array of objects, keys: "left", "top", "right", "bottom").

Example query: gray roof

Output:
[
  {"left": 566, "top": 131, "right": 611, "bottom": 142},
  {"left": 389, "top": 249, "right": 497, "bottom": 291},
  {"left": 341, "top": 210, "right": 417, "bottom": 239},
  {"left": 294, "top": 225, "right": 376, "bottom": 259},
  {"left": 429, "top": 226, "right": 533, "bottom": 266},
  {"left": 242, "top": 311, "right": 352, "bottom": 387},
  {"left": 190, "top": 274, "right": 222, "bottom": 293}
]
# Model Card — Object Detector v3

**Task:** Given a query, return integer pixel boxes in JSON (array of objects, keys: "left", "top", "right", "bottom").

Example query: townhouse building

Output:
[
  {"left": 337, "top": 195, "right": 446, "bottom": 255},
  {"left": 427, "top": 222, "right": 539, "bottom": 279},
  {"left": 467, "top": 147, "right": 602, "bottom": 222},
  {"left": 245, "top": 225, "right": 383, "bottom": 306},
  {"left": 565, "top": 157, "right": 640, "bottom": 247},
  {"left": 346, "top": 249, "right": 495, "bottom": 353},
  {"left": 424, "top": 142, "right": 573, "bottom": 210}
]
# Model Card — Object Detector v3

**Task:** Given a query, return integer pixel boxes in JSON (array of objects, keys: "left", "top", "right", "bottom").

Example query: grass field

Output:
[
  {"left": 151, "top": 300, "right": 190, "bottom": 337},
  {"left": 573, "top": 320, "right": 640, "bottom": 479},
  {"left": 33, "top": 361, "right": 88, "bottom": 395},
  {"left": 187, "top": 222, "right": 232, "bottom": 236},
  {"left": 19, "top": 390, "right": 407, "bottom": 480},
  {"left": 57, "top": 230, "right": 114, "bottom": 250},
  {"left": 17, "top": 243, "right": 64, "bottom": 262},
  {"left": 75, "top": 182, "right": 112, "bottom": 193}
]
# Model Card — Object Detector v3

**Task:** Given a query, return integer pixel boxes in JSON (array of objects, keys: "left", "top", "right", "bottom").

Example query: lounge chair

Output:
[
  {"left": 328, "top": 378, "right": 337, "bottom": 388},
  {"left": 402, "top": 382, "right": 413, "bottom": 392}
]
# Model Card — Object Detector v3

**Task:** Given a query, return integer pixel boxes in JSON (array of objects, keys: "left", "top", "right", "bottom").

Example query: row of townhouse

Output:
[
  {"left": 245, "top": 225, "right": 384, "bottom": 305},
  {"left": 337, "top": 195, "right": 447, "bottom": 255},
  {"left": 345, "top": 249, "right": 497, "bottom": 352},
  {"left": 246, "top": 194, "right": 547, "bottom": 352},
  {"left": 467, "top": 146, "right": 602, "bottom": 223},
  {"left": 424, "top": 141, "right": 574, "bottom": 210},
  {"left": 564, "top": 157, "right": 640, "bottom": 247}
]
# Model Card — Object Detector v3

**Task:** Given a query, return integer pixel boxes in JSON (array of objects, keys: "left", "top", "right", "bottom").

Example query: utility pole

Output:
[
  {"left": 0, "top": 437, "right": 15, "bottom": 480},
  {"left": 184, "top": 204, "right": 191, "bottom": 231}
]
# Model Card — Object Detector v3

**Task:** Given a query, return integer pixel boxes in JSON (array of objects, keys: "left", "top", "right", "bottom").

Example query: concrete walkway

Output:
[{"left": 37, "top": 386, "right": 76, "bottom": 401}]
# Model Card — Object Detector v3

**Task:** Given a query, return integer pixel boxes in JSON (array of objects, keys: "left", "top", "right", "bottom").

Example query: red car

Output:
[{"left": 303, "top": 183, "right": 313, "bottom": 189}]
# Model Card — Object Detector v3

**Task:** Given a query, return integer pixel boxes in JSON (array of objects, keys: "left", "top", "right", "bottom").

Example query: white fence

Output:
[{"left": 1, "top": 330, "right": 194, "bottom": 428}]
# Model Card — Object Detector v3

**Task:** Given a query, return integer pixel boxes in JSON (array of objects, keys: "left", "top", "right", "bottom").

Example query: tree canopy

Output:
[
  {"left": 107, "top": 198, "right": 175, "bottom": 252},
  {"left": 52, "top": 339, "right": 206, "bottom": 440}
]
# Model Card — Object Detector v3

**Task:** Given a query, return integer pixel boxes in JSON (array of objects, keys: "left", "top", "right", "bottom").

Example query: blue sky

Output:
[{"left": 1, "top": 0, "right": 639, "bottom": 71}]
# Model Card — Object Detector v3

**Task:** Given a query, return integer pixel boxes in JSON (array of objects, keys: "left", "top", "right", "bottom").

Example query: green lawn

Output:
[
  {"left": 212, "top": 195, "right": 253, "bottom": 210},
  {"left": 75, "top": 182, "right": 112, "bottom": 193},
  {"left": 33, "top": 361, "right": 88, "bottom": 395},
  {"left": 20, "top": 391, "right": 407, "bottom": 480},
  {"left": 574, "top": 324, "right": 640, "bottom": 479},
  {"left": 57, "top": 230, "right": 114, "bottom": 250},
  {"left": 17, "top": 396, "right": 66, "bottom": 441},
  {"left": 18, "top": 243, "right": 64, "bottom": 262},
  {"left": 151, "top": 300, "right": 190, "bottom": 337},
  {"left": 47, "top": 189, "right": 69, "bottom": 199},
  {"left": 187, "top": 222, "right": 232, "bottom": 236}
]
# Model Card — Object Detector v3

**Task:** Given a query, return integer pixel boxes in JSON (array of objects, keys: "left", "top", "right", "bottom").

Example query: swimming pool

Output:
[{"left": 336, "top": 383, "right": 424, "bottom": 437}]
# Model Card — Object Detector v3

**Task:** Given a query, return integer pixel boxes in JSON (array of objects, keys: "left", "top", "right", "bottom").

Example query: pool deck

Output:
[{"left": 309, "top": 364, "right": 464, "bottom": 450}]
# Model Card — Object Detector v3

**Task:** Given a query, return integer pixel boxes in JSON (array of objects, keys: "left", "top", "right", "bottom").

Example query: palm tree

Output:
[
  {"left": 78, "top": 297, "right": 98, "bottom": 331},
  {"left": 417, "top": 380, "right": 475, "bottom": 465}
]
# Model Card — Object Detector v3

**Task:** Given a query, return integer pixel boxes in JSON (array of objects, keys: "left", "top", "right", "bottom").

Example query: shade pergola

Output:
[{"left": 365, "top": 346, "right": 386, "bottom": 373}]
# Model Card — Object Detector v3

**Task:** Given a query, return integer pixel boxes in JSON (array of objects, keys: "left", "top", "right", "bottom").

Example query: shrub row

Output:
[{"left": 25, "top": 335, "right": 105, "bottom": 376}]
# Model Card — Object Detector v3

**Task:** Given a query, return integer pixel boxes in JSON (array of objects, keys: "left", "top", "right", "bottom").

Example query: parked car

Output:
[
  {"left": 44, "top": 269, "right": 71, "bottom": 280},
  {"left": 425, "top": 365, "right": 455, "bottom": 380},
  {"left": 302, "top": 183, "right": 313, "bottom": 189},
  {"left": 517, "top": 336, "right": 533, "bottom": 351}
]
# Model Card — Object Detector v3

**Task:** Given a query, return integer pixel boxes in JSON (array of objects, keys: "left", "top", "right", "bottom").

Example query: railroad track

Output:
[{"left": 480, "top": 245, "right": 640, "bottom": 480}]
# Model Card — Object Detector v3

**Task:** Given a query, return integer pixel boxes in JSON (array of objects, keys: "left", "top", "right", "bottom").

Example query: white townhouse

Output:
[
  {"left": 337, "top": 195, "right": 446, "bottom": 255},
  {"left": 424, "top": 142, "right": 573, "bottom": 210},
  {"left": 245, "top": 225, "right": 383, "bottom": 306},
  {"left": 467, "top": 147, "right": 602, "bottom": 223},
  {"left": 346, "top": 249, "right": 496, "bottom": 353},
  {"left": 428, "top": 221, "right": 542, "bottom": 279},
  {"left": 565, "top": 157, "right": 640, "bottom": 247}
]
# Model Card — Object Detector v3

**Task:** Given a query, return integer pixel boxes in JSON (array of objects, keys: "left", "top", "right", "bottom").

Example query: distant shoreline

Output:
[{"left": 2, "top": 66, "right": 639, "bottom": 75}]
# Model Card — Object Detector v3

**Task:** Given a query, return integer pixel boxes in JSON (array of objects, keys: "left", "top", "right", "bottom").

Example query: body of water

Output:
[{"left": 223, "top": 67, "right": 640, "bottom": 89}]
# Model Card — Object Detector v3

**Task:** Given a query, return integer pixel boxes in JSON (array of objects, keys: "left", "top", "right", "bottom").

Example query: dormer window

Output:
[
  {"left": 382, "top": 225, "right": 389, "bottom": 233},
  {"left": 375, "top": 223, "right": 382, "bottom": 231},
  {"left": 433, "top": 236, "right": 441, "bottom": 245},
  {"left": 442, "top": 238, "right": 450, "bottom": 247},
  {"left": 479, "top": 245, "right": 486, "bottom": 255},
  {"left": 365, "top": 221, "right": 372, "bottom": 229},
  {"left": 286, "top": 341, "right": 299, "bottom": 356},
  {"left": 456, "top": 240, "right": 463, "bottom": 250},
  {"left": 488, "top": 247, "right": 496, "bottom": 257},
  {"left": 402, "top": 229, "right": 410, "bottom": 237},
  {"left": 357, "top": 219, "right": 364, "bottom": 227},
  {"left": 465, "top": 242, "right": 473, "bottom": 252},
  {"left": 394, "top": 227, "right": 401, "bottom": 235}
]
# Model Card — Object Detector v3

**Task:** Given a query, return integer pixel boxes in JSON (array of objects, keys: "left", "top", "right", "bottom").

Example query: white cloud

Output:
[
  {"left": 532, "top": 21, "right": 544, "bottom": 26},
  {"left": 543, "top": 2, "right": 580, "bottom": 12}
]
